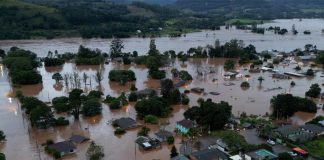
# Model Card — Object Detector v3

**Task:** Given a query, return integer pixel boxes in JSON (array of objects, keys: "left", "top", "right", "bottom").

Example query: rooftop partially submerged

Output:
[{"left": 113, "top": 117, "right": 139, "bottom": 130}]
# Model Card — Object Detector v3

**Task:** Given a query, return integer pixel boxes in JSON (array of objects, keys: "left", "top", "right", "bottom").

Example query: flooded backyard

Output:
[{"left": 0, "top": 19, "right": 324, "bottom": 160}]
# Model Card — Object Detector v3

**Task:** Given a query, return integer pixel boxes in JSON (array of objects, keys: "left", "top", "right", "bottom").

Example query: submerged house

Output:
[
  {"left": 174, "top": 80, "right": 186, "bottom": 88},
  {"left": 301, "top": 124, "right": 324, "bottom": 136},
  {"left": 176, "top": 119, "right": 195, "bottom": 134},
  {"left": 155, "top": 130, "right": 173, "bottom": 142},
  {"left": 135, "top": 88, "right": 155, "bottom": 98},
  {"left": 69, "top": 135, "right": 89, "bottom": 144},
  {"left": 135, "top": 136, "right": 161, "bottom": 150},
  {"left": 224, "top": 71, "right": 242, "bottom": 79},
  {"left": 190, "top": 87, "right": 204, "bottom": 94},
  {"left": 272, "top": 73, "right": 290, "bottom": 79},
  {"left": 275, "top": 125, "right": 320, "bottom": 143},
  {"left": 47, "top": 141, "right": 77, "bottom": 157},
  {"left": 113, "top": 117, "right": 139, "bottom": 130}
]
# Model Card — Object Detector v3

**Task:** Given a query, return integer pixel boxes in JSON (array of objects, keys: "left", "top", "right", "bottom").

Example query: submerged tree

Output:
[
  {"left": 110, "top": 38, "right": 124, "bottom": 58},
  {"left": 52, "top": 72, "right": 63, "bottom": 84},
  {"left": 95, "top": 71, "right": 104, "bottom": 86},
  {"left": 170, "top": 145, "right": 179, "bottom": 158},
  {"left": 86, "top": 141, "right": 104, "bottom": 160},
  {"left": 305, "top": 83, "right": 321, "bottom": 98},
  {"left": 69, "top": 89, "right": 83, "bottom": 120},
  {"left": 257, "top": 76, "right": 265, "bottom": 86}
]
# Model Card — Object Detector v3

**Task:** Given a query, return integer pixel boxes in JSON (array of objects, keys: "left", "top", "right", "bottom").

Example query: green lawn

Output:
[{"left": 303, "top": 136, "right": 324, "bottom": 158}]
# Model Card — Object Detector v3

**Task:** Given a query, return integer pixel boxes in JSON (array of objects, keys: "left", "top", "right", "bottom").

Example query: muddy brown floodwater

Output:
[{"left": 0, "top": 57, "right": 324, "bottom": 160}]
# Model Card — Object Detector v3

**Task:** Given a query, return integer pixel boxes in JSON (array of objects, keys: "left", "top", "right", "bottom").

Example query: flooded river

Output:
[
  {"left": 1, "top": 19, "right": 324, "bottom": 55},
  {"left": 1, "top": 19, "right": 324, "bottom": 160}
]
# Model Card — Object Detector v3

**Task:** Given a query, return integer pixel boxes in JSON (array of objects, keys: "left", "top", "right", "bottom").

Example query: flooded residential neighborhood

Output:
[{"left": 0, "top": 18, "right": 324, "bottom": 160}]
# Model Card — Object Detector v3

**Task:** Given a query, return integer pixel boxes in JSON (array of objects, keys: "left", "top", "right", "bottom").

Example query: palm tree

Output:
[{"left": 258, "top": 76, "right": 265, "bottom": 86}]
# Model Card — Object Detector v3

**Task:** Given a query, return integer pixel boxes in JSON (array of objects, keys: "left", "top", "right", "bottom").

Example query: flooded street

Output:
[
  {"left": 0, "top": 19, "right": 324, "bottom": 160},
  {"left": 1, "top": 19, "right": 324, "bottom": 55}
]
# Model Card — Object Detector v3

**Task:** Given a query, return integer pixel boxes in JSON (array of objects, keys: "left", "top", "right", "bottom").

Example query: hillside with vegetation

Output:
[
  {"left": 3, "top": 0, "right": 324, "bottom": 40},
  {"left": 0, "top": 0, "right": 222, "bottom": 39},
  {"left": 175, "top": 0, "right": 324, "bottom": 20}
]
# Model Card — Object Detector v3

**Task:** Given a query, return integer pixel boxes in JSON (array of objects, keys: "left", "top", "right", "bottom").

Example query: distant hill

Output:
[
  {"left": 0, "top": 0, "right": 187, "bottom": 39},
  {"left": 175, "top": 0, "right": 324, "bottom": 19},
  {"left": 111, "top": 0, "right": 176, "bottom": 5}
]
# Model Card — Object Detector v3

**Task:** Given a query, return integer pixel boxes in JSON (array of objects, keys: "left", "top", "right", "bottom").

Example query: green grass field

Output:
[{"left": 303, "top": 136, "right": 324, "bottom": 158}]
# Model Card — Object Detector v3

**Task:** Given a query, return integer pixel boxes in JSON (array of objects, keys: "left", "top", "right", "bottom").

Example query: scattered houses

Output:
[
  {"left": 190, "top": 148, "right": 230, "bottom": 160},
  {"left": 176, "top": 119, "right": 195, "bottom": 134},
  {"left": 47, "top": 141, "right": 77, "bottom": 157},
  {"left": 113, "top": 117, "right": 140, "bottom": 130}
]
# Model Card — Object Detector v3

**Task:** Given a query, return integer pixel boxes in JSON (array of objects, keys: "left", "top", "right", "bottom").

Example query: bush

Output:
[
  {"left": 134, "top": 56, "right": 147, "bottom": 65},
  {"left": 290, "top": 81, "right": 295, "bottom": 86},
  {"left": 82, "top": 98, "right": 102, "bottom": 116},
  {"left": 224, "top": 59, "right": 236, "bottom": 70},
  {"left": 55, "top": 117, "right": 69, "bottom": 126},
  {"left": 87, "top": 90, "right": 104, "bottom": 99},
  {"left": 135, "top": 96, "right": 171, "bottom": 118},
  {"left": 241, "top": 81, "right": 250, "bottom": 88},
  {"left": 167, "top": 136, "right": 175, "bottom": 144},
  {"left": 305, "top": 83, "right": 321, "bottom": 98},
  {"left": 108, "top": 70, "right": 136, "bottom": 84},
  {"left": 144, "top": 115, "right": 159, "bottom": 124},
  {"left": 179, "top": 71, "right": 193, "bottom": 81},
  {"left": 123, "top": 57, "right": 131, "bottom": 65},
  {"left": 109, "top": 99, "right": 121, "bottom": 110},
  {"left": 306, "top": 69, "right": 314, "bottom": 76},
  {"left": 0, "top": 153, "right": 5, "bottom": 160},
  {"left": 114, "top": 128, "right": 126, "bottom": 135},
  {"left": 181, "top": 97, "right": 190, "bottom": 105},
  {"left": 52, "top": 96, "right": 70, "bottom": 113},
  {"left": 149, "top": 69, "right": 166, "bottom": 79},
  {"left": 128, "top": 92, "right": 138, "bottom": 102},
  {"left": 75, "top": 45, "right": 104, "bottom": 65},
  {"left": 44, "top": 57, "right": 64, "bottom": 67},
  {"left": 137, "top": 126, "right": 150, "bottom": 136},
  {"left": 0, "top": 131, "right": 5, "bottom": 141}
]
